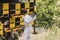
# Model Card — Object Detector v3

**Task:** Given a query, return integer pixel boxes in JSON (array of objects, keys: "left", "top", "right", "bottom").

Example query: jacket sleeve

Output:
[{"left": 33, "top": 15, "right": 36, "bottom": 20}]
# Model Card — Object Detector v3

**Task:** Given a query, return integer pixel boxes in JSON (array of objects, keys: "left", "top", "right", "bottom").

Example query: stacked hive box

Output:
[{"left": 0, "top": 2, "right": 36, "bottom": 36}]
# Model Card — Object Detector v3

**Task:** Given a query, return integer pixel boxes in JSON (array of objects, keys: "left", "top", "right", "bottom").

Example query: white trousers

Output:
[{"left": 22, "top": 24, "right": 32, "bottom": 40}]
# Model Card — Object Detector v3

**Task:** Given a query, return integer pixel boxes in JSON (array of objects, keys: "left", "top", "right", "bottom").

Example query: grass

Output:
[
  {"left": 31, "top": 26, "right": 60, "bottom": 40},
  {"left": 19, "top": 27, "right": 60, "bottom": 40}
]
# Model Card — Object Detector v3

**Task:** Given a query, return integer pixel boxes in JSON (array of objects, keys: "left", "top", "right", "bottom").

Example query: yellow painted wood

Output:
[
  {"left": 3, "top": 3, "right": 9, "bottom": 14},
  {"left": 5, "top": 30, "right": 11, "bottom": 32},
  {"left": 15, "top": 3, "right": 20, "bottom": 14},
  {"left": 10, "top": 18, "right": 15, "bottom": 28},
  {"left": 20, "top": 22, "right": 24, "bottom": 26},
  {"left": 25, "top": 2, "right": 30, "bottom": 14},
  {"left": 34, "top": 6, "right": 36, "bottom": 12},
  {"left": 27, "top": 9, "right": 30, "bottom": 14},
  {"left": 10, "top": 23, "right": 15, "bottom": 28},
  {"left": 0, "top": 22, "right": 3, "bottom": 36},
  {"left": 20, "top": 15, "right": 24, "bottom": 22},
  {"left": 13, "top": 15, "right": 20, "bottom": 18},
  {"left": 20, "top": 18, "right": 23, "bottom": 22},
  {"left": 25, "top": 2, "right": 30, "bottom": 8}
]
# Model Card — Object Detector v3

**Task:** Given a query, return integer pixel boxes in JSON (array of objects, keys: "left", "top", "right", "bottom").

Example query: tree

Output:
[{"left": 36, "top": 0, "right": 58, "bottom": 28}]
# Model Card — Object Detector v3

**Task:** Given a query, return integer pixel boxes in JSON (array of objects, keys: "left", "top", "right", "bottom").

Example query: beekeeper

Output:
[
  {"left": 22, "top": 10, "right": 32, "bottom": 40},
  {"left": 22, "top": 0, "right": 28, "bottom": 2},
  {"left": 32, "top": 13, "right": 37, "bottom": 34}
]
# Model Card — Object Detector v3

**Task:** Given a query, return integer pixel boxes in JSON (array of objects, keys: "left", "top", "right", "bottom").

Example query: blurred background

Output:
[
  {"left": 19, "top": 0, "right": 60, "bottom": 40},
  {"left": 0, "top": 0, "right": 60, "bottom": 40},
  {"left": 36, "top": 0, "right": 60, "bottom": 28}
]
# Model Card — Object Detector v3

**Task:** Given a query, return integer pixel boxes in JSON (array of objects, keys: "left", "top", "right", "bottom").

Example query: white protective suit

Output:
[
  {"left": 33, "top": 15, "right": 36, "bottom": 21},
  {"left": 22, "top": 14, "right": 32, "bottom": 40},
  {"left": 22, "top": 0, "right": 28, "bottom": 2}
]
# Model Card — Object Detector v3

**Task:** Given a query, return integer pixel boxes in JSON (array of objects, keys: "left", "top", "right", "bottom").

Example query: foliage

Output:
[{"left": 36, "top": 0, "right": 58, "bottom": 28}]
